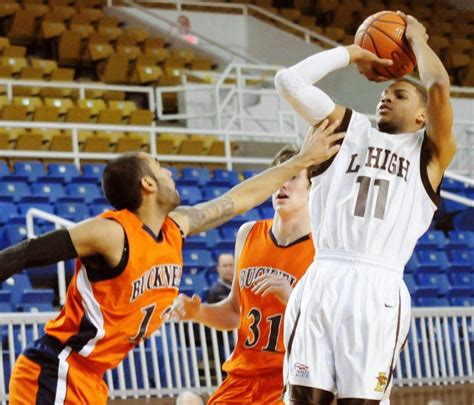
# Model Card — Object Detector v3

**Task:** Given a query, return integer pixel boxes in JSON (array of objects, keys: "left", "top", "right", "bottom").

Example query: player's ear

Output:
[
  {"left": 140, "top": 175, "right": 157, "bottom": 193},
  {"left": 415, "top": 107, "right": 426, "bottom": 127}
]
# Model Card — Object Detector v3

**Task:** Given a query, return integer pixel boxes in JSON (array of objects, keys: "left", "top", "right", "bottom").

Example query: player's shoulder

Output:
[{"left": 237, "top": 220, "right": 258, "bottom": 240}]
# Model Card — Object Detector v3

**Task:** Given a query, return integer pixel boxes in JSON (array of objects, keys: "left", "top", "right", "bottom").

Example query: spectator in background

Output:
[{"left": 207, "top": 252, "right": 234, "bottom": 303}]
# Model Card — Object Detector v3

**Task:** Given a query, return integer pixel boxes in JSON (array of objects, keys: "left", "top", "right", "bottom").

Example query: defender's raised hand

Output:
[{"left": 298, "top": 119, "right": 345, "bottom": 165}]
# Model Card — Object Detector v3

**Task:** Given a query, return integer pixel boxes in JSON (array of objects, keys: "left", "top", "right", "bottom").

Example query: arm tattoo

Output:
[{"left": 176, "top": 195, "right": 235, "bottom": 235}]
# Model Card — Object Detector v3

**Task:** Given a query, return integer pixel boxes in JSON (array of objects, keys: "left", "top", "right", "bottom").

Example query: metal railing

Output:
[{"left": 0, "top": 307, "right": 471, "bottom": 402}]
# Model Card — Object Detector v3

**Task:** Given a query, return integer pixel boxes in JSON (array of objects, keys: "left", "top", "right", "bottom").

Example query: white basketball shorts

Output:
[{"left": 283, "top": 250, "right": 410, "bottom": 401}]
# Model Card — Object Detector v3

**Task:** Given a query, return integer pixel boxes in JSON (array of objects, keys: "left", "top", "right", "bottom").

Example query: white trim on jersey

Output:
[
  {"left": 54, "top": 346, "right": 72, "bottom": 405},
  {"left": 77, "top": 266, "right": 106, "bottom": 357}
]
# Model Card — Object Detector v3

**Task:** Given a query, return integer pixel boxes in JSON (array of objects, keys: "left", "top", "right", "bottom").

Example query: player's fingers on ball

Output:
[{"left": 396, "top": 10, "right": 407, "bottom": 19}]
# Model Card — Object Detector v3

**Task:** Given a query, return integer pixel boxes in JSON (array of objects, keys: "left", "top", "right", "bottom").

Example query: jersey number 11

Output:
[{"left": 354, "top": 176, "right": 390, "bottom": 220}]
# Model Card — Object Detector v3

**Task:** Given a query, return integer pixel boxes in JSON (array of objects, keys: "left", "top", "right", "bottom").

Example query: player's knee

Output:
[
  {"left": 337, "top": 399, "right": 381, "bottom": 405},
  {"left": 288, "top": 384, "right": 334, "bottom": 404}
]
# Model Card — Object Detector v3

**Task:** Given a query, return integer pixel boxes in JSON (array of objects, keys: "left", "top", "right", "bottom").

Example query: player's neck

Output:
[
  {"left": 272, "top": 209, "right": 310, "bottom": 246},
  {"left": 135, "top": 204, "right": 167, "bottom": 237}
]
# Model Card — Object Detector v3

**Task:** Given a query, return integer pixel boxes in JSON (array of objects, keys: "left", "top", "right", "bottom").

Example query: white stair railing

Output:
[{"left": 0, "top": 308, "right": 471, "bottom": 402}]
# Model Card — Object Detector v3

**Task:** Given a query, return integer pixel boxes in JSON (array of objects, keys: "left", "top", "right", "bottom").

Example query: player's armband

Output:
[{"left": 0, "top": 229, "right": 77, "bottom": 282}]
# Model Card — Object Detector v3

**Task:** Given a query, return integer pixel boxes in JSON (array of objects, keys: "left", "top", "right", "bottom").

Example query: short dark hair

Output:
[
  {"left": 102, "top": 152, "right": 156, "bottom": 212},
  {"left": 270, "top": 146, "right": 318, "bottom": 182},
  {"left": 395, "top": 79, "right": 428, "bottom": 107}
]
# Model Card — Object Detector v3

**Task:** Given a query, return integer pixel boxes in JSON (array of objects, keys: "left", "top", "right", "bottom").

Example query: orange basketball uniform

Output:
[
  {"left": 208, "top": 219, "right": 314, "bottom": 405},
  {"left": 9, "top": 209, "right": 183, "bottom": 404}
]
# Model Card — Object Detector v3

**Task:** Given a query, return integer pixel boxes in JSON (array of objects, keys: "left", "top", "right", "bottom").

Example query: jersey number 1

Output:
[
  {"left": 354, "top": 176, "right": 390, "bottom": 219},
  {"left": 244, "top": 308, "right": 282, "bottom": 352},
  {"left": 128, "top": 303, "right": 156, "bottom": 344}
]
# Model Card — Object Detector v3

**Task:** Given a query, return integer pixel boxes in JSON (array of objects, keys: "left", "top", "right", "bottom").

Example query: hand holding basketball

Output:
[
  {"left": 347, "top": 44, "right": 394, "bottom": 82},
  {"left": 354, "top": 10, "right": 417, "bottom": 79},
  {"left": 397, "top": 11, "right": 429, "bottom": 44}
]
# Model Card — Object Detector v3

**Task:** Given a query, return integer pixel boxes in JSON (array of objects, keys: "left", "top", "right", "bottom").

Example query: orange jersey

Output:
[
  {"left": 223, "top": 219, "right": 314, "bottom": 377},
  {"left": 45, "top": 209, "right": 183, "bottom": 373}
]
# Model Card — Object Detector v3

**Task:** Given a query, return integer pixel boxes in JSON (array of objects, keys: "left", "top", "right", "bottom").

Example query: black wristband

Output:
[{"left": 0, "top": 229, "right": 78, "bottom": 282}]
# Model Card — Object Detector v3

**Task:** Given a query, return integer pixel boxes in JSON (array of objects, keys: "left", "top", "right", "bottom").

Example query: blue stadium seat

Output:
[
  {"left": 202, "top": 186, "right": 229, "bottom": 200},
  {"left": 55, "top": 198, "right": 89, "bottom": 222},
  {"left": 441, "top": 178, "right": 469, "bottom": 193},
  {"left": 417, "top": 231, "right": 447, "bottom": 251},
  {"left": 13, "top": 161, "right": 46, "bottom": 183},
  {"left": 20, "top": 289, "right": 55, "bottom": 312},
  {"left": 183, "top": 249, "right": 214, "bottom": 273},
  {"left": 185, "top": 229, "right": 219, "bottom": 249},
  {"left": 0, "top": 180, "right": 30, "bottom": 202},
  {"left": 219, "top": 226, "right": 239, "bottom": 242},
  {"left": 82, "top": 163, "right": 106, "bottom": 181},
  {"left": 446, "top": 289, "right": 473, "bottom": 307},
  {"left": 229, "top": 209, "right": 261, "bottom": 227},
  {"left": 181, "top": 268, "right": 210, "bottom": 299},
  {"left": 205, "top": 267, "right": 219, "bottom": 285},
  {"left": 2, "top": 272, "right": 32, "bottom": 309},
  {"left": 448, "top": 250, "right": 473, "bottom": 273},
  {"left": 404, "top": 253, "right": 420, "bottom": 274},
  {"left": 0, "top": 291, "right": 12, "bottom": 312},
  {"left": 18, "top": 197, "right": 54, "bottom": 216},
  {"left": 416, "top": 250, "right": 450, "bottom": 274},
  {"left": 415, "top": 273, "right": 450, "bottom": 295},
  {"left": 449, "top": 272, "right": 473, "bottom": 289},
  {"left": 2, "top": 222, "right": 28, "bottom": 249},
  {"left": 212, "top": 169, "right": 240, "bottom": 187},
  {"left": 177, "top": 185, "right": 202, "bottom": 205},
  {"left": 48, "top": 163, "right": 79, "bottom": 183},
  {"left": 242, "top": 170, "right": 260, "bottom": 179},
  {"left": 182, "top": 167, "right": 211, "bottom": 187},
  {"left": 164, "top": 166, "right": 179, "bottom": 180},
  {"left": 413, "top": 289, "right": 449, "bottom": 307},
  {"left": 89, "top": 204, "right": 110, "bottom": 216},
  {"left": 454, "top": 208, "right": 474, "bottom": 231},
  {"left": 465, "top": 188, "right": 474, "bottom": 200},
  {"left": 443, "top": 199, "right": 466, "bottom": 213},
  {"left": 31, "top": 182, "right": 66, "bottom": 202},
  {"left": 66, "top": 183, "right": 102, "bottom": 204},
  {"left": 0, "top": 202, "right": 18, "bottom": 225},
  {"left": 0, "top": 161, "right": 10, "bottom": 177},
  {"left": 447, "top": 231, "right": 474, "bottom": 251},
  {"left": 403, "top": 274, "right": 417, "bottom": 295},
  {"left": 259, "top": 207, "right": 274, "bottom": 219}
]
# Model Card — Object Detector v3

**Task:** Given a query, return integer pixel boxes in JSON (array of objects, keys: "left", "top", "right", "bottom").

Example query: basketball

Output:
[{"left": 354, "top": 11, "right": 417, "bottom": 79}]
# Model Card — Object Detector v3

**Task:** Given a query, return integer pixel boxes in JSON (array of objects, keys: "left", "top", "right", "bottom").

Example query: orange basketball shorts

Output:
[
  {"left": 9, "top": 335, "right": 108, "bottom": 405},
  {"left": 208, "top": 371, "right": 284, "bottom": 405}
]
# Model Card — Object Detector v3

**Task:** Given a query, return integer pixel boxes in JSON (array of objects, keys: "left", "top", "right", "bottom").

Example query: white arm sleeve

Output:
[{"left": 274, "top": 46, "right": 350, "bottom": 125}]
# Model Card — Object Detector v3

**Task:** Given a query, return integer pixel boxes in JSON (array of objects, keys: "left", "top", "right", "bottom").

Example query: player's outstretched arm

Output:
[
  {"left": 398, "top": 11, "right": 456, "bottom": 188},
  {"left": 0, "top": 218, "right": 124, "bottom": 282},
  {"left": 164, "top": 221, "right": 254, "bottom": 330},
  {"left": 274, "top": 45, "right": 392, "bottom": 125},
  {"left": 170, "top": 122, "right": 344, "bottom": 236}
]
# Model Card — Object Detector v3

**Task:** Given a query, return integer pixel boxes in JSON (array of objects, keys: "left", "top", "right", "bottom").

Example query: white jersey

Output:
[{"left": 310, "top": 109, "right": 439, "bottom": 270}]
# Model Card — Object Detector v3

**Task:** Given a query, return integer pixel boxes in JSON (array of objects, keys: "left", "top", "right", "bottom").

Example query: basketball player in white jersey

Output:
[{"left": 274, "top": 12, "right": 455, "bottom": 404}]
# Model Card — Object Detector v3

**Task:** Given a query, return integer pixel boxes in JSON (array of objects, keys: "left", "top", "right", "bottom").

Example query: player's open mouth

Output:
[{"left": 276, "top": 193, "right": 289, "bottom": 200}]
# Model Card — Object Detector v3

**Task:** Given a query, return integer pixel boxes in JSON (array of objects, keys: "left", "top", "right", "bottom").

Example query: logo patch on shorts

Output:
[
  {"left": 374, "top": 372, "right": 388, "bottom": 392},
  {"left": 292, "top": 362, "right": 310, "bottom": 379}
]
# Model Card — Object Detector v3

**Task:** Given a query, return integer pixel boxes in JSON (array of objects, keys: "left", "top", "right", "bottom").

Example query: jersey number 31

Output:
[{"left": 244, "top": 308, "right": 282, "bottom": 352}]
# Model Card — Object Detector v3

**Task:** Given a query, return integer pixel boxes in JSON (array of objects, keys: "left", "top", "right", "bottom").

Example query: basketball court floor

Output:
[{"left": 110, "top": 383, "right": 474, "bottom": 404}]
